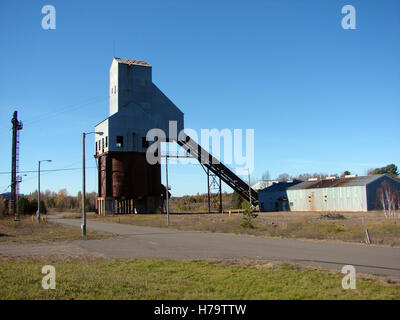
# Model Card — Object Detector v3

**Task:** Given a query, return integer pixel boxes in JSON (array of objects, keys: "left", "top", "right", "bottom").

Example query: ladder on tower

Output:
[
  {"left": 176, "top": 134, "right": 258, "bottom": 206},
  {"left": 10, "top": 111, "right": 23, "bottom": 218}
]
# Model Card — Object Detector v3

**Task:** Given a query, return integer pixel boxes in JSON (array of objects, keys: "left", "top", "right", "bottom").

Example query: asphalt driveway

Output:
[{"left": 42, "top": 216, "right": 400, "bottom": 277}]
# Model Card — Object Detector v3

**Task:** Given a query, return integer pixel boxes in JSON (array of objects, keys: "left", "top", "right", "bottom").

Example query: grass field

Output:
[
  {"left": 0, "top": 258, "right": 399, "bottom": 300},
  {"left": 0, "top": 216, "right": 113, "bottom": 243},
  {"left": 80, "top": 211, "right": 400, "bottom": 246}
]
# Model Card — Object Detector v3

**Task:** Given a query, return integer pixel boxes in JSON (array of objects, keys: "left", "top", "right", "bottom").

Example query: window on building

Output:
[
  {"left": 105, "top": 136, "right": 108, "bottom": 148},
  {"left": 116, "top": 136, "right": 123, "bottom": 148},
  {"left": 95, "top": 141, "right": 98, "bottom": 152},
  {"left": 102, "top": 138, "right": 104, "bottom": 152}
]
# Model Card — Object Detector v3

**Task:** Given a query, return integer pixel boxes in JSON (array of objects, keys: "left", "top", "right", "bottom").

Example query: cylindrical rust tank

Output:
[
  {"left": 100, "top": 156, "right": 107, "bottom": 197},
  {"left": 96, "top": 151, "right": 161, "bottom": 213},
  {"left": 112, "top": 157, "right": 125, "bottom": 197}
]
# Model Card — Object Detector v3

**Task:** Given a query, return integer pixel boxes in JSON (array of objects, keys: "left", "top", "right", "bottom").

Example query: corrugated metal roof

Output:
[
  {"left": 114, "top": 57, "right": 151, "bottom": 67},
  {"left": 288, "top": 175, "right": 385, "bottom": 190},
  {"left": 259, "top": 180, "right": 303, "bottom": 193},
  {"left": 252, "top": 180, "right": 276, "bottom": 191}
]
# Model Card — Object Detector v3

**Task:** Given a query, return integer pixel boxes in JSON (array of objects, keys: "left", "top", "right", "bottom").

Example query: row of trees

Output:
[
  {"left": 0, "top": 196, "right": 47, "bottom": 216},
  {"left": 258, "top": 164, "right": 399, "bottom": 182},
  {"left": 24, "top": 189, "right": 97, "bottom": 212},
  {"left": 0, "top": 189, "right": 98, "bottom": 217},
  {"left": 368, "top": 164, "right": 399, "bottom": 178},
  {"left": 169, "top": 191, "right": 250, "bottom": 212},
  {"left": 259, "top": 171, "right": 352, "bottom": 182}
]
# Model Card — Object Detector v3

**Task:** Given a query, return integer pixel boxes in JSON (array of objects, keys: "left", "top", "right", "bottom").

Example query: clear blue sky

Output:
[{"left": 0, "top": 0, "right": 399, "bottom": 197}]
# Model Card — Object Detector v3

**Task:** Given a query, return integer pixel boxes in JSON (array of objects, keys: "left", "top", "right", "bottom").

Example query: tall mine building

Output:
[{"left": 95, "top": 58, "right": 184, "bottom": 214}]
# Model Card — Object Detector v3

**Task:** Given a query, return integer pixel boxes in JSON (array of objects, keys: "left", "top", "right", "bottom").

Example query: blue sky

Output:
[{"left": 0, "top": 0, "right": 399, "bottom": 197}]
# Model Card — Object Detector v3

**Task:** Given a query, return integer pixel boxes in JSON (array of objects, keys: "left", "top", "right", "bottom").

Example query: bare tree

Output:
[
  {"left": 261, "top": 171, "right": 271, "bottom": 181},
  {"left": 296, "top": 173, "right": 313, "bottom": 181},
  {"left": 397, "top": 191, "right": 400, "bottom": 217},
  {"left": 377, "top": 188, "right": 387, "bottom": 218},
  {"left": 378, "top": 181, "right": 398, "bottom": 218},
  {"left": 277, "top": 173, "right": 291, "bottom": 181},
  {"left": 389, "top": 188, "right": 398, "bottom": 217}
]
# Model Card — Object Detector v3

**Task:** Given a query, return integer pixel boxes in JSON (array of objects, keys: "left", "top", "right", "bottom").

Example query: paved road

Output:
[{"left": 39, "top": 216, "right": 400, "bottom": 277}]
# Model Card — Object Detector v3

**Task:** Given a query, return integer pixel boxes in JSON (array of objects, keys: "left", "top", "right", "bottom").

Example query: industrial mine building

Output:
[
  {"left": 95, "top": 57, "right": 257, "bottom": 214},
  {"left": 287, "top": 174, "right": 400, "bottom": 212},
  {"left": 258, "top": 174, "right": 400, "bottom": 212}
]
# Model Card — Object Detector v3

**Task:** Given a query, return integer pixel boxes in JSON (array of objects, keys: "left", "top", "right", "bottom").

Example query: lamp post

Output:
[
  {"left": 247, "top": 168, "right": 252, "bottom": 207},
  {"left": 165, "top": 155, "right": 169, "bottom": 226},
  {"left": 37, "top": 160, "right": 51, "bottom": 222},
  {"left": 82, "top": 131, "right": 103, "bottom": 237}
]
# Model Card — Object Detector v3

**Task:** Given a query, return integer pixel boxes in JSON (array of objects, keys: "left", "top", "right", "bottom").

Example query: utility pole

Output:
[
  {"left": 161, "top": 153, "right": 190, "bottom": 225},
  {"left": 207, "top": 168, "right": 210, "bottom": 214},
  {"left": 219, "top": 176, "right": 222, "bottom": 213},
  {"left": 82, "top": 131, "right": 103, "bottom": 237},
  {"left": 248, "top": 168, "right": 252, "bottom": 207},
  {"left": 37, "top": 160, "right": 51, "bottom": 222},
  {"left": 82, "top": 133, "right": 86, "bottom": 236},
  {"left": 165, "top": 155, "right": 169, "bottom": 226}
]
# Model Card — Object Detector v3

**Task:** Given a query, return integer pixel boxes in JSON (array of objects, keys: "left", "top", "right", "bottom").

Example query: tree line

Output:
[
  {"left": 0, "top": 188, "right": 98, "bottom": 216},
  {"left": 258, "top": 163, "right": 399, "bottom": 182}
]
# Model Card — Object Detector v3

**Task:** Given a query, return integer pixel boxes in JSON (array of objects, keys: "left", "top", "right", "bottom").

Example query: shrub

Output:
[
  {"left": 0, "top": 196, "right": 7, "bottom": 216},
  {"left": 319, "top": 213, "right": 345, "bottom": 220},
  {"left": 16, "top": 197, "right": 47, "bottom": 215},
  {"left": 240, "top": 205, "right": 258, "bottom": 228}
]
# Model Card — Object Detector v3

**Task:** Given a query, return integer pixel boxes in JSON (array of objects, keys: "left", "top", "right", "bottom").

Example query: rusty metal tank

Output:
[
  {"left": 98, "top": 151, "right": 161, "bottom": 199},
  {"left": 112, "top": 157, "right": 125, "bottom": 197}
]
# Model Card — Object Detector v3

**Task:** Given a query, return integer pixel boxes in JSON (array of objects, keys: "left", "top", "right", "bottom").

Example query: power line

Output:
[
  {"left": 0, "top": 95, "right": 108, "bottom": 135},
  {"left": 0, "top": 167, "right": 97, "bottom": 175}
]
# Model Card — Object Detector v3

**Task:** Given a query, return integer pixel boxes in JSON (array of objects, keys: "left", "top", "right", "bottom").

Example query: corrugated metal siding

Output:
[
  {"left": 259, "top": 191, "right": 288, "bottom": 211},
  {"left": 287, "top": 186, "right": 367, "bottom": 211}
]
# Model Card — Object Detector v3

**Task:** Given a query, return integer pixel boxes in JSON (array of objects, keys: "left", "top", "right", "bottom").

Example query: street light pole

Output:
[
  {"left": 165, "top": 155, "right": 169, "bottom": 226},
  {"left": 37, "top": 160, "right": 51, "bottom": 223},
  {"left": 82, "top": 131, "right": 103, "bottom": 237},
  {"left": 82, "top": 132, "right": 86, "bottom": 236},
  {"left": 38, "top": 161, "right": 40, "bottom": 222},
  {"left": 248, "top": 168, "right": 252, "bottom": 207}
]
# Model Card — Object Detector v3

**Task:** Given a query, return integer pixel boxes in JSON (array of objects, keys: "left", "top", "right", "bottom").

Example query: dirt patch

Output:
[
  {"left": 0, "top": 216, "right": 113, "bottom": 243},
  {"left": 0, "top": 242, "right": 106, "bottom": 261}
]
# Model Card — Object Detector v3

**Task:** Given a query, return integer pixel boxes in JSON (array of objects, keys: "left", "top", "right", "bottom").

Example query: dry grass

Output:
[
  {"left": 85, "top": 211, "right": 400, "bottom": 246},
  {"left": 1, "top": 257, "right": 399, "bottom": 300},
  {"left": 0, "top": 216, "right": 113, "bottom": 243}
]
